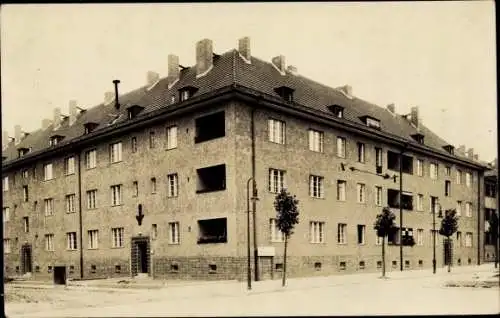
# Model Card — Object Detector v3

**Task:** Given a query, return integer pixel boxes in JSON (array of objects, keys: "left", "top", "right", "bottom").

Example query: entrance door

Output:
[
  {"left": 259, "top": 256, "right": 274, "bottom": 280},
  {"left": 21, "top": 244, "right": 32, "bottom": 274},
  {"left": 131, "top": 237, "right": 150, "bottom": 276},
  {"left": 444, "top": 238, "right": 453, "bottom": 266},
  {"left": 54, "top": 266, "right": 66, "bottom": 285}
]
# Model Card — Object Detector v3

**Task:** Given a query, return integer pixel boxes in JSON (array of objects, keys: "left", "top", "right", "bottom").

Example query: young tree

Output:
[
  {"left": 439, "top": 209, "right": 459, "bottom": 273},
  {"left": 488, "top": 211, "right": 499, "bottom": 268},
  {"left": 374, "top": 207, "right": 397, "bottom": 278},
  {"left": 274, "top": 188, "right": 299, "bottom": 287}
]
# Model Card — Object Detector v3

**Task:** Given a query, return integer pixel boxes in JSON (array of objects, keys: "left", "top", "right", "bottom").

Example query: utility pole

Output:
[
  {"left": 252, "top": 181, "right": 259, "bottom": 282},
  {"left": 246, "top": 178, "right": 253, "bottom": 290},
  {"left": 399, "top": 149, "right": 403, "bottom": 271}
]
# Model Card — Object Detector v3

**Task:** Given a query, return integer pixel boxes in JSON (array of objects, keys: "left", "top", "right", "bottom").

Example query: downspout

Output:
[
  {"left": 399, "top": 147, "right": 403, "bottom": 271},
  {"left": 251, "top": 106, "right": 259, "bottom": 281},
  {"left": 477, "top": 171, "right": 482, "bottom": 265},
  {"left": 77, "top": 152, "right": 84, "bottom": 279}
]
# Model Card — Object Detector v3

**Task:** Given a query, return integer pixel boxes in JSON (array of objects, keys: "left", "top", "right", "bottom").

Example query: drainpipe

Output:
[
  {"left": 251, "top": 106, "right": 259, "bottom": 281},
  {"left": 77, "top": 152, "right": 84, "bottom": 279},
  {"left": 477, "top": 171, "right": 482, "bottom": 265},
  {"left": 399, "top": 147, "right": 404, "bottom": 271}
]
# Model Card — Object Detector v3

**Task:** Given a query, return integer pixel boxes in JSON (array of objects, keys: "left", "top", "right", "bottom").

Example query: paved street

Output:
[{"left": 5, "top": 264, "right": 500, "bottom": 317}]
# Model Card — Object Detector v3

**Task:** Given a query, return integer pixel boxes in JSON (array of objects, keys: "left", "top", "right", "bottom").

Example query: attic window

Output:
[
  {"left": 84, "top": 122, "right": 99, "bottom": 134},
  {"left": 411, "top": 133, "right": 425, "bottom": 145},
  {"left": 443, "top": 145, "right": 455, "bottom": 155},
  {"left": 360, "top": 116, "right": 380, "bottom": 129},
  {"left": 127, "top": 105, "right": 144, "bottom": 120},
  {"left": 274, "top": 86, "right": 294, "bottom": 102},
  {"left": 18, "top": 147, "right": 30, "bottom": 158},
  {"left": 109, "top": 115, "right": 122, "bottom": 125},
  {"left": 49, "top": 135, "right": 64, "bottom": 146},
  {"left": 179, "top": 86, "right": 199, "bottom": 102},
  {"left": 328, "top": 105, "right": 344, "bottom": 119}
]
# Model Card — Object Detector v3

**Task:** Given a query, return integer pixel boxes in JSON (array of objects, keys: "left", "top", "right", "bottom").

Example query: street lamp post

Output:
[{"left": 432, "top": 201, "right": 443, "bottom": 274}]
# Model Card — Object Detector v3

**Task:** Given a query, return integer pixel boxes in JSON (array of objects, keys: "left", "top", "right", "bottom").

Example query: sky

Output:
[{"left": 1, "top": 2, "right": 497, "bottom": 162}]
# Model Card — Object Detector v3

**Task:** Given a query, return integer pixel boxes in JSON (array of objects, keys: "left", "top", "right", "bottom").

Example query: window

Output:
[
  {"left": 270, "top": 219, "right": 285, "bottom": 242},
  {"left": 456, "top": 201, "right": 462, "bottom": 216},
  {"left": 308, "top": 129, "right": 324, "bottom": 152},
  {"left": 337, "top": 180, "right": 346, "bottom": 201},
  {"left": 195, "top": 111, "right": 225, "bottom": 143},
  {"left": 465, "top": 232, "right": 472, "bottom": 247},
  {"left": 388, "top": 228, "right": 400, "bottom": 245},
  {"left": 65, "top": 157, "right": 75, "bottom": 175},
  {"left": 111, "top": 227, "right": 124, "bottom": 248},
  {"left": 269, "top": 169, "right": 285, "bottom": 193},
  {"left": 268, "top": 118, "right": 285, "bottom": 144},
  {"left": 309, "top": 175, "right": 324, "bottom": 198},
  {"left": 357, "top": 225, "right": 366, "bottom": 245},
  {"left": 357, "top": 142, "right": 365, "bottom": 163},
  {"left": 44, "top": 198, "right": 54, "bottom": 216},
  {"left": 197, "top": 218, "right": 227, "bottom": 244},
  {"left": 21, "top": 169, "right": 29, "bottom": 179},
  {"left": 43, "top": 163, "right": 54, "bottom": 181},
  {"left": 416, "top": 159, "right": 424, "bottom": 177},
  {"left": 23, "top": 217, "right": 29, "bottom": 232},
  {"left": 2, "top": 207, "right": 10, "bottom": 222},
  {"left": 329, "top": 105, "right": 344, "bottom": 118},
  {"left": 375, "top": 147, "right": 383, "bottom": 172},
  {"left": 456, "top": 170, "right": 462, "bottom": 184},
  {"left": 149, "top": 131, "right": 156, "bottom": 148},
  {"left": 336, "top": 137, "right": 346, "bottom": 158},
  {"left": 168, "top": 222, "right": 180, "bottom": 244},
  {"left": 109, "top": 142, "right": 122, "bottom": 163},
  {"left": 375, "top": 186, "right": 383, "bottom": 206},
  {"left": 465, "top": 172, "right": 472, "bottom": 187},
  {"left": 131, "top": 137, "right": 137, "bottom": 153},
  {"left": 387, "top": 189, "right": 413, "bottom": 210},
  {"left": 366, "top": 117, "right": 380, "bottom": 129},
  {"left": 45, "top": 234, "right": 54, "bottom": 251},
  {"left": 3, "top": 239, "right": 11, "bottom": 253},
  {"left": 88, "top": 230, "right": 99, "bottom": 249},
  {"left": 66, "top": 194, "right": 76, "bottom": 213},
  {"left": 85, "top": 149, "right": 97, "bottom": 169},
  {"left": 413, "top": 229, "right": 423, "bottom": 246},
  {"left": 456, "top": 231, "right": 462, "bottom": 247},
  {"left": 485, "top": 182, "right": 497, "bottom": 197},
  {"left": 445, "top": 166, "right": 451, "bottom": 176},
  {"left": 21, "top": 185, "right": 28, "bottom": 202},
  {"left": 337, "top": 223, "right": 347, "bottom": 244},
  {"left": 132, "top": 181, "right": 138, "bottom": 197},
  {"left": 310, "top": 221, "right": 325, "bottom": 243},
  {"left": 445, "top": 181, "right": 451, "bottom": 197},
  {"left": 388, "top": 151, "right": 413, "bottom": 174},
  {"left": 356, "top": 183, "right": 366, "bottom": 203},
  {"left": 274, "top": 86, "right": 294, "bottom": 102},
  {"left": 87, "top": 190, "right": 97, "bottom": 209},
  {"left": 67, "top": 232, "right": 77, "bottom": 250},
  {"left": 430, "top": 196, "right": 439, "bottom": 213},
  {"left": 168, "top": 173, "right": 178, "bottom": 197},
  {"left": 151, "top": 178, "right": 157, "bottom": 194},
  {"left": 430, "top": 163, "right": 438, "bottom": 180},
  {"left": 2, "top": 176, "right": 8, "bottom": 191},
  {"left": 166, "top": 126, "right": 178, "bottom": 149},
  {"left": 110, "top": 185, "right": 122, "bottom": 206},
  {"left": 465, "top": 202, "right": 472, "bottom": 217},
  {"left": 151, "top": 224, "right": 158, "bottom": 240},
  {"left": 196, "top": 164, "right": 226, "bottom": 193},
  {"left": 416, "top": 194, "right": 424, "bottom": 211}
]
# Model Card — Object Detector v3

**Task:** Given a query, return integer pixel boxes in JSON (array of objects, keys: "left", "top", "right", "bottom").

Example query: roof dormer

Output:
[
  {"left": 49, "top": 134, "right": 64, "bottom": 146},
  {"left": 17, "top": 147, "right": 30, "bottom": 158},
  {"left": 327, "top": 105, "right": 344, "bottom": 119},
  {"left": 179, "top": 86, "right": 199, "bottom": 102},
  {"left": 411, "top": 133, "right": 425, "bottom": 145},
  {"left": 359, "top": 115, "right": 381, "bottom": 129},
  {"left": 443, "top": 144, "right": 455, "bottom": 155},
  {"left": 84, "top": 122, "right": 99, "bottom": 135},
  {"left": 127, "top": 105, "right": 145, "bottom": 120},
  {"left": 274, "top": 86, "right": 294, "bottom": 102}
]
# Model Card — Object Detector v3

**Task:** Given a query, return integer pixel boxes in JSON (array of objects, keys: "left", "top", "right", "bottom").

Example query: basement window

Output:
[
  {"left": 275, "top": 263, "right": 283, "bottom": 271},
  {"left": 48, "top": 266, "right": 53, "bottom": 273},
  {"left": 208, "top": 264, "right": 217, "bottom": 273},
  {"left": 418, "top": 260, "right": 423, "bottom": 267},
  {"left": 170, "top": 263, "right": 179, "bottom": 272},
  {"left": 392, "top": 261, "right": 397, "bottom": 268},
  {"left": 197, "top": 218, "right": 227, "bottom": 244},
  {"left": 90, "top": 265, "right": 97, "bottom": 273},
  {"left": 387, "top": 151, "right": 413, "bottom": 174},
  {"left": 376, "top": 261, "right": 382, "bottom": 269},
  {"left": 274, "top": 86, "right": 295, "bottom": 102},
  {"left": 327, "top": 105, "right": 344, "bottom": 119},
  {"left": 127, "top": 105, "right": 144, "bottom": 119},
  {"left": 196, "top": 164, "right": 226, "bottom": 193},
  {"left": 314, "top": 262, "right": 322, "bottom": 270},
  {"left": 339, "top": 261, "right": 346, "bottom": 271},
  {"left": 405, "top": 260, "right": 410, "bottom": 269},
  {"left": 194, "top": 111, "right": 225, "bottom": 143},
  {"left": 359, "top": 261, "right": 365, "bottom": 269},
  {"left": 115, "top": 265, "right": 121, "bottom": 273},
  {"left": 387, "top": 189, "right": 413, "bottom": 210},
  {"left": 411, "top": 133, "right": 425, "bottom": 145}
]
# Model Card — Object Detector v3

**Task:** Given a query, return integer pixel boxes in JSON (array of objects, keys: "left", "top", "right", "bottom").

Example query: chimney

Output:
[
  {"left": 42, "top": 119, "right": 52, "bottom": 130},
  {"left": 238, "top": 37, "right": 251, "bottom": 62},
  {"left": 467, "top": 148, "right": 474, "bottom": 159},
  {"left": 2, "top": 130, "right": 9, "bottom": 149},
  {"left": 113, "top": 80, "right": 120, "bottom": 110},
  {"left": 14, "top": 125, "right": 22, "bottom": 144},
  {"left": 167, "top": 54, "right": 180, "bottom": 88},
  {"left": 457, "top": 145, "right": 466, "bottom": 155},
  {"left": 104, "top": 91, "right": 114, "bottom": 105},
  {"left": 410, "top": 106, "right": 419, "bottom": 128},
  {"left": 473, "top": 154, "right": 479, "bottom": 161},
  {"left": 342, "top": 85, "right": 352, "bottom": 96},
  {"left": 387, "top": 103, "right": 395, "bottom": 113},
  {"left": 196, "top": 39, "right": 213, "bottom": 77},
  {"left": 69, "top": 100, "right": 78, "bottom": 126},
  {"left": 147, "top": 71, "right": 159, "bottom": 87},
  {"left": 53, "top": 107, "right": 62, "bottom": 129},
  {"left": 287, "top": 65, "right": 298, "bottom": 75},
  {"left": 271, "top": 55, "right": 286, "bottom": 73}
]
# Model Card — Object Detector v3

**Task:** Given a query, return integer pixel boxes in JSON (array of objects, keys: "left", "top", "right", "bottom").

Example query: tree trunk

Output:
[
  {"left": 447, "top": 237, "right": 451, "bottom": 273},
  {"left": 495, "top": 234, "right": 499, "bottom": 269},
  {"left": 282, "top": 235, "right": 288, "bottom": 287},
  {"left": 382, "top": 235, "right": 386, "bottom": 278}
]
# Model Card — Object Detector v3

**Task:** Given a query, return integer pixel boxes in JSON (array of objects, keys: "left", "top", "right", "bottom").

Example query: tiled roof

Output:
[{"left": 1, "top": 47, "right": 485, "bottom": 169}]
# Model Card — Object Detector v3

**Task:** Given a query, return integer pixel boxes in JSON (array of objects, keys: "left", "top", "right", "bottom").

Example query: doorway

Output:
[
  {"left": 259, "top": 256, "right": 274, "bottom": 280},
  {"left": 54, "top": 266, "right": 66, "bottom": 285},
  {"left": 21, "top": 244, "right": 32, "bottom": 274},
  {"left": 131, "top": 237, "right": 150, "bottom": 276}
]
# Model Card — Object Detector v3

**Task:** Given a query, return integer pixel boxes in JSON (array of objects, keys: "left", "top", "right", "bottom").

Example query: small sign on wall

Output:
[{"left": 258, "top": 246, "right": 275, "bottom": 257}]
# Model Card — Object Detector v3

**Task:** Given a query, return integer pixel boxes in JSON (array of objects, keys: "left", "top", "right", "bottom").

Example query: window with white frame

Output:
[
  {"left": 4, "top": 239, "right": 11, "bottom": 253},
  {"left": 109, "top": 142, "right": 122, "bottom": 163},
  {"left": 356, "top": 183, "right": 366, "bottom": 203},
  {"left": 337, "top": 180, "right": 346, "bottom": 201},
  {"left": 149, "top": 131, "right": 156, "bottom": 149},
  {"left": 309, "top": 175, "right": 324, "bottom": 198},
  {"left": 111, "top": 227, "right": 124, "bottom": 248},
  {"left": 22, "top": 169, "right": 29, "bottom": 179},
  {"left": 268, "top": 119, "right": 285, "bottom": 144},
  {"left": 85, "top": 149, "right": 97, "bottom": 169},
  {"left": 336, "top": 137, "right": 346, "bottom": 158},
  {"left": 65, "top": 157, "right": 75, "bottom": 175},
  {"left": 456, "top": 201, "right": 462, "bottom": 216},
  {"left": 132, "top": 181, "right": 138, "bottom": 197},
  {"left": 168, "top": 222, "right": 180, "bottom": 244},
  {"left": 151, "top": 177, "right": 157, "bottom": 194},
  {"left": 456, "top": 170, "right": 462, "bottom": 184},
  {"left": 465, "top": 232, "right": 472, "bottom": 247},
  {"left": 337, "top": 223, "right": 347, "bottom": 244},
  {"left": 417, "top": 194, "right": 424, "bottom": 211},
  {"left": 43, "top": 163, "right": 54, "bottom": 181},
  {"left": 2, "top": 176, "right": 8, "bottom": 191},
  {"left": 45, "top": 234, "right": 54, "bottom": 251},
  {"left": 87, "top": 189, "right": 97, "bottom": 209},
  {"left": 66, "top": 232, "right": 77, "bottom": 250},
  {"left": 22, "top": 185, "right": 29, "bottom": 202},
  {"left": 44, "top": 198, "right": 54, "bottom": 216},
  {"left": 465, "top": 202, "right": 472, "bottom": 217},
  {"left": 375, "top": 186, "right": 383, "bottom": 206},
  {"left": 375, "top": 147, "right": 383, "bottom": 168},
  {"left": 3, "top": 207, "right": 10, "bottom": 222},
  {"left": 131, "top": 136, "right": 137, "bottom": 153},
  {"left": 270, "top": 218, "right": 285, "bottom": 242},
  {"left": 269, "top": 169, "right": 285, "bottom": 193},
  {"left": 66, "top": 194, "right": 76, "bottom": 213},
  {"left": 23, "top": 217, "right": 29, "bottom": 232},
  {"left": 445, "top": 180, "right": 451, "bottom": 197},
  {"left": 417, "top": 229, "right": 424, "bottom": 246},
  {"left": 308, "top": 129, "right": 324, "bottom": 152},
  {"left": 167, "top": 173, "right": 178, "bottom": 197},
  {"left": 445, "top": 166, "right": 451, "bottom": 177},
  {"left": 110, "top": 185, "right": 122, "bottom": 206},
  {"left": 151, "top": 224, "right": 158, "bottom": 240},
  {"left": 465, "top": 172, "right": 472, "bottom": 187},
  {"left": 166, "top": 126, "right": 178, "bottom": 150},
  {"left": 310, "top": 221, "right": 325, "bottom": 243},
  {"left": 456, "top": 231, "right": 462, "bottom": 247},
  {"left": 416, "top": 159, "right": 424, "bottom": 177},
  {"left": 357, "top": 225, "right": 366, "bottom": 244},
  {"left": 357, "top": 142, "right": 365, "bottom": 163},
  {"left": 430, "top": 163, "right": 438, "bottom": 180},
  {"left": 88, "top": 230, "right": 99, "bottom": 249}
]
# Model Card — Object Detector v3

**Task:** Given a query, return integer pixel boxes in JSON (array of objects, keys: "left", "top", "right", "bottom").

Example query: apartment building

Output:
[
  {"left": 484, "top": 160, "right": 498, "bottom": 262},
  {"left": 2, "top": 37, "right": 488, "bottom": 282}
]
